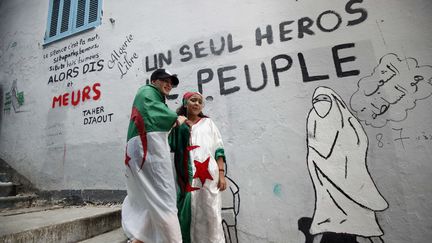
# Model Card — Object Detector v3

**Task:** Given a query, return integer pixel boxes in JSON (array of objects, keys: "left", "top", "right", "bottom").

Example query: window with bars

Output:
[{"left": 44, "top": 0, "right": 102, "bottom": 45}]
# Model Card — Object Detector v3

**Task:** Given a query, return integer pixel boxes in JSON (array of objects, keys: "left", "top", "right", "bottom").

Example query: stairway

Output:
[
  {"left": 0, "top": 159, "right": 127, "bottom": 242},
  {"left": 0, "top": 169, "right": 37, "bottom": 210},
  {"left": 0, "top": 205, "right": 126, "bottom": 242}
]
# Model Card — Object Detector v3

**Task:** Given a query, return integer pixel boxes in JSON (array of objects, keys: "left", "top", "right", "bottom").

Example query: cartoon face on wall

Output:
[{"left": 312, "top": 94, "right": 332, "bottom": 118}]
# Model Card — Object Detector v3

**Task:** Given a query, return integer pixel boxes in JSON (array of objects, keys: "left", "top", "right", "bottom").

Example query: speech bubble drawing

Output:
[{"left": 350, "top": 53, "right": 432, "bottom": 128}]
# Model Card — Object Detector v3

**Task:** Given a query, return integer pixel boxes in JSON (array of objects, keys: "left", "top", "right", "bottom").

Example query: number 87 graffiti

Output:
[{"left": 376, "top": 128, "right": 410, "bottom": 149}]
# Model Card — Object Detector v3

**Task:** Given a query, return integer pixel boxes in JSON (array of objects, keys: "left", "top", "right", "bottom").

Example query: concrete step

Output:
[
  {"left": 0, "top": 205, "right": 64, "bottom": 216},
  {"left": 78, "top": 227, "right": 127, "bottom": 243},
  {"left": 0, "top": 193, "right": 37, "bottom": 209},
  {"left": 0, "top": 205, "right": 121, "bottom": 243}
]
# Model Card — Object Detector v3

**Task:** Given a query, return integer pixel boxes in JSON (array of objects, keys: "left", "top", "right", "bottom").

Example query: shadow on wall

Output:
[{"left": 299, "top": 217, "right": 360, "bottom": 243}]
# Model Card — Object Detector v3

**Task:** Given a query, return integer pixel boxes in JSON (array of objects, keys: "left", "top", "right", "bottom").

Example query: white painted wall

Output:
[{"left": 1, "top": 0, "right": 431, "bottom": 242}]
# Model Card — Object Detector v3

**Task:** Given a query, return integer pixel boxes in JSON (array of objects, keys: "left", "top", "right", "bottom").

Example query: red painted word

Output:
[{"left": 52, "top": 83, "right": 101, "bottom": 108}]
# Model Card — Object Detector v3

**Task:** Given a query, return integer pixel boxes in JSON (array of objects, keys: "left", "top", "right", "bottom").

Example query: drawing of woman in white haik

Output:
[{"left": 306, "top": 86, "right": 388, "bottom": 243}]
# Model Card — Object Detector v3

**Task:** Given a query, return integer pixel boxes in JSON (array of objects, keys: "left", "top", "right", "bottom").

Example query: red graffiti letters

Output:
[{"left": 51, "top": 83, "right": 101, "bottom": 108}]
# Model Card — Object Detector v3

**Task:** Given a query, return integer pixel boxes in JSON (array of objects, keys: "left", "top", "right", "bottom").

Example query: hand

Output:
[
  {"left": 185, "top": 119, "right": 194, "bottom": 128},
  {"left": 177, "top": 116, "right": 187, "bottom": 126},
  {"left": 218, "top": 175, "right": 227, "bottom": 191}
]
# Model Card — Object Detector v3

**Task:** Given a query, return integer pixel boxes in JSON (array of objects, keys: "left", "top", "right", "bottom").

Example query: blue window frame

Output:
[{"left": 44, "top": 0, "right": 102, "bottom": 45}]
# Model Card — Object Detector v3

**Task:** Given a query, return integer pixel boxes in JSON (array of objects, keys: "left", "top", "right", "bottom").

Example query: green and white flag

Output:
[
  {"left": 122, "top": 84, "right": 182, "bottom": 243},
  {"left": 170, "top": 118, "right": 226, "bottom": 243}
]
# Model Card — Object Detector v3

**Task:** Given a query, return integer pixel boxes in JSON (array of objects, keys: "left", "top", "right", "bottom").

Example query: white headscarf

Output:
[{"left": 307, "top": 86, "right": 388, "bottom": 211}]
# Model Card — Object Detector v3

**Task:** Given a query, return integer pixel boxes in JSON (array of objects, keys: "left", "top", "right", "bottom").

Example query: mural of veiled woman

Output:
[{"left": 305, "top": 86, "right": 388, "bottom": 243}]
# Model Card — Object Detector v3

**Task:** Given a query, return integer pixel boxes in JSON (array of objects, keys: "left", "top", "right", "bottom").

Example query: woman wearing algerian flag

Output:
[
  {"left": 170, "top": 92, "right": 227, "bottom": 243},
  {"left": 122, "top": 69, "right": 187, "bottom": 243}
]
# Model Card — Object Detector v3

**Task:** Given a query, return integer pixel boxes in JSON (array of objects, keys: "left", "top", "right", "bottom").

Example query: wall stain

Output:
[{"left": 273, "top": 183, "right": 282, "bottom": 197}]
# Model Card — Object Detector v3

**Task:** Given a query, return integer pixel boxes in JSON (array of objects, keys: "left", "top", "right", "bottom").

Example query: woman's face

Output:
[
  {"left": 186, "top": 94, "right": 203, "bottom": 117},
  {"left": 312, "top": 94, "right": 332, "bottom": 118}
]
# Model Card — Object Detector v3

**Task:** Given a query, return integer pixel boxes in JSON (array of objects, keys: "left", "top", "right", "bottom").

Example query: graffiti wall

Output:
[{"left": 0, "top": 0, "right": 431, "bottom": 242}]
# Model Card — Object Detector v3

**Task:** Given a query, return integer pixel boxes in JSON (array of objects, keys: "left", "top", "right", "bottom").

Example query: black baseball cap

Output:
[{"left": 150, "top": 69, "right": 179, "bottom": 86}]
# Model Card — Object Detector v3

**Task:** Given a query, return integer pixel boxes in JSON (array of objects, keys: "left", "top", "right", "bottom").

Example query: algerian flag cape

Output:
[
  {"left": 122, "top": 84, "right": 182, "bottom": 243},
  {"left": 169, "top": 117, "right": 226, "bottom": 243}
]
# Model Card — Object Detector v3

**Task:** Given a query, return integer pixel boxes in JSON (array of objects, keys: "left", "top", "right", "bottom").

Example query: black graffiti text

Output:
[
  {"left": 82, "top": 60, "right": 104, "bottom": 74},
  {"left": 145, "top": 51, "right": 172, "bottom": 72},
  {"left": 51, "top": 43, "right": 99, "bottom": 64},
  {"left": 47, "top": 60, "right": 104, "bottom": 85},
  {"left": 83, "top": 113, "right": 114, "bottom": 125},
  {"left": 48, "top": 67, "right": 79, "bottom": 84},
  {"left": 392, "top": 127, "right": 410, "bottom": 149},
  {"left": 255, "top": 0, "right": 368, "bottom": 46},
  {"left": 196, "top": 42, "right": 360, "bottom": 96},
  {"left": 179, "top": 34, "right": 243, "bottom": 63},
  {"left": 82, "top": 106, "right": 113, "bottom": 125},
  {"left": 49, "top": 63, "right": 66, "bottom": 72},
  {"left": 83, "top": 106, "right": 104, "bottom": 116},
  {"left": 117, "top": 52, "right": 138, "bottom": 79},
  {"left": 78, "top": 53, "right": 100, "bottom": 64},
  {"left": 416, "top": 131, "right": 432, "bottom": 142},
  {"left": 144, "top": 34, "right": 243, "bottom": 73},
  {"left": 108, "top": 34, "right": 138, "bottom": 79},
  {"left": 376, "top": 133, "right": 384, "bottom": 148}
]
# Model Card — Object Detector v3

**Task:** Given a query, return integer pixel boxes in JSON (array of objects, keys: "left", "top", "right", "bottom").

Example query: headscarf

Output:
[
  {"left": 307, "top": 86, "right": 388, "bottom": 211},
  {"left": 182, "top": 91, "right": 203, "bottom": 106}
]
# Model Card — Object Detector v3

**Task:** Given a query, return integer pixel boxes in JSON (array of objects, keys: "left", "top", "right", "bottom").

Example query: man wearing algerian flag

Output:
[{"left": 122, "top": 69, "right": 187, "bottom": 243}]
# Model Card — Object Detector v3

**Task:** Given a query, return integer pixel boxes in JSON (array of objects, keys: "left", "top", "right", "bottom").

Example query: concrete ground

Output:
[{"left": 0, "top": 205, "right": 127, "bottom": 242}]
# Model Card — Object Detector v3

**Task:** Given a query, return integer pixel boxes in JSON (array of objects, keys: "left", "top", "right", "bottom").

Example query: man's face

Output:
[{"left": 152, "top": 78, "right": 174, "bottom": 96}]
